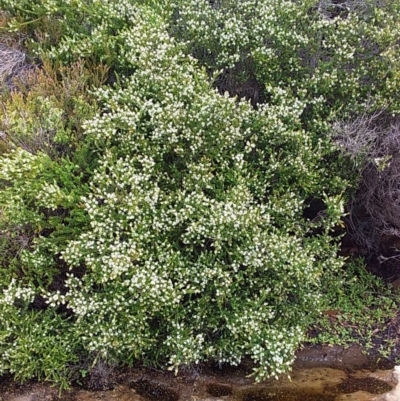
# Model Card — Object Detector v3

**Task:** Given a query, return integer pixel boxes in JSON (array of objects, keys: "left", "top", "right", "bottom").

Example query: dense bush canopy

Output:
[{"left": 0, "top": 0, "right": 399, "bottom": 388}]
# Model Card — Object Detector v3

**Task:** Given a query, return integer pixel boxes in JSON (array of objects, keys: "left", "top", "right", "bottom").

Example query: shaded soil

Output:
[{"left": 340, "top": 229, "right": 400, "bottom": 286}]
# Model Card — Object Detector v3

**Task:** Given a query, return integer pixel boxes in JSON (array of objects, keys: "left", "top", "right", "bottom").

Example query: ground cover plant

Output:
[
  {"left": 0, "top": 0, "right": 399, "bottom": 390},
  {"left": 306, "top": 258, "right": 400, "bottom": 360}
]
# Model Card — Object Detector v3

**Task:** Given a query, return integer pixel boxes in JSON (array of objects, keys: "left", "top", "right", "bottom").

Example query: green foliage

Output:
[
  {"left": 306, "top": 258, "right": 400, "bottom": 360},
  {"left": 0, "top": 149, "right": 90, "bottom": 287},
  {"left": 170, "top": 0, "right": 400, "bottom": 116},
  {"left": 0, "top": 0, "right": 166, "bottom": 73},
  {"left": 0, "top": 57, "right": 104, "bottom": 291},
  {"left": 0, "top": 60, "right": 105, "bottom": 156},
  {"left": 0, "top": 296, "right": 79, "bottom": 390},
  {"left": 0, "top": 0, "right": 398, "bottom": 389}
]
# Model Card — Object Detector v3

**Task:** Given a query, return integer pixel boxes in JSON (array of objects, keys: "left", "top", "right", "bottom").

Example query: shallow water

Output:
[
  {"left": 234, "top": 368, "right": 394, "bottom": 401},
  {"left": 237, "top": 376, "right": 393, "bottom": 401}
]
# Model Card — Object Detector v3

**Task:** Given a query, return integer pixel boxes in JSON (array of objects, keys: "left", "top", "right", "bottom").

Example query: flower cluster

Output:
[{"left": 0, "top": 278, "right": 35, "bottom": 306}]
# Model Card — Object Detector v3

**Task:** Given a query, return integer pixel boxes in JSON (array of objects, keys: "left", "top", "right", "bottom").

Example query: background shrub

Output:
[
  {"left": 0, "top": 59, "right": 106, "bottom": 157},
  {"left": 333, "top": 112, "right": 400, "bottom": 255},
  {"left": 169, "top": 0, "right": 400, "bottom": 117}
]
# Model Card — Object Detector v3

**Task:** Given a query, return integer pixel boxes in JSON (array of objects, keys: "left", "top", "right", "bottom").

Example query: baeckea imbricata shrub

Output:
[
  {"left": 0, "top": 4, "right": 346, "bottom": 384},
  {"left": 2, "top": 0, "right": 398, "bottom": 388}
]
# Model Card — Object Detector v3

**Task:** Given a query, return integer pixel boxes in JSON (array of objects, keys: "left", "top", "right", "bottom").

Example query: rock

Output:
[
  {"left": 374, "top": 366, "right": 400, "bottom": 401},
  {"left": 335, "top": 391, "right": 378, "bottom": 401},
  {"left": 294, "top": 345, "right": 370, "bottom": 370}
]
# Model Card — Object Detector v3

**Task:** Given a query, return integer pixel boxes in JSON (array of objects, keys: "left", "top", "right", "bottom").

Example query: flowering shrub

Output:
[
  {"left": 170, "top": 0, "right": 400, "bottom": 115},
  {"left": 0, "top": 0, "right": 164, "bottom": 73},
  {"left": 0, "top": 148, "right": 89, "bottom": 389},
  {"left": 0, "top": 0, "right": 398, "bottom": 388},
  {"left": 65, "top": 18, "right": 345, "bottom": 379}
]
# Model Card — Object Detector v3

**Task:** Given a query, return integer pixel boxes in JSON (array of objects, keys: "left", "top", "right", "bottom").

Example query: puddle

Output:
[
  {"left": 237, "top": 369, "right": 395, "bottom": 401},
  {"left": 240, "top": 389, "right": 336, "bottom": 401},
  {"left": 238, "top": 377, "right": 393, "bottom": 401},
  {"left": 130, "top": 378, "right": 179, "bottom": 401},
  {"left": 206, "top": 382, "right": 233, "bottom": 397},
  {"left": 333, "top": 376, "right": 393, "bottom": 394}
]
